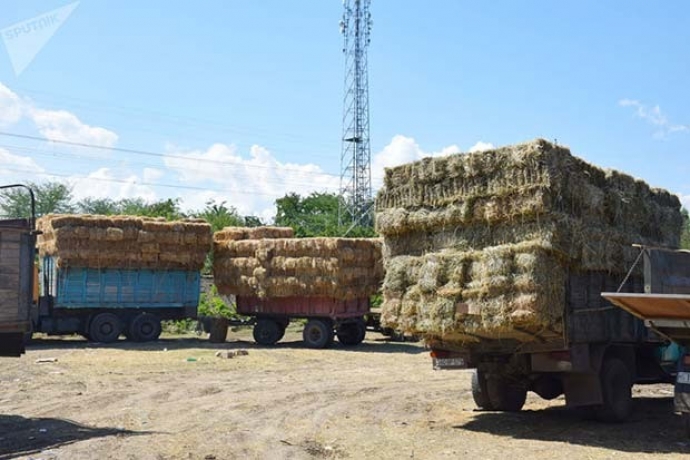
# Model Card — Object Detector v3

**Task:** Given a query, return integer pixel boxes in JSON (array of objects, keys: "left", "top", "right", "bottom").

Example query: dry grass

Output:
[
  {"left": 376, "top": 139, "right": 682, "bottom": 340},
  {"left": 213, "top": 236, "right": 384, "bottom": 299},
  {"left": 36, "top": 214, "right": 212, "bottom": 270}
]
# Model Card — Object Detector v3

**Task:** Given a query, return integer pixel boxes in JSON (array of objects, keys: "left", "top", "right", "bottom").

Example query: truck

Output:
[
  {"left": 237, "top": 295, "right": 369, "bottom": 348},
  {"left": 31, "top": 257, "right": 200, "bottom": 343},
  {"left": 0, "top": 185, "right": 37, "bottom": 356},
  {"left": 430, "top": 246, "right": 681, "bottom": 422}
]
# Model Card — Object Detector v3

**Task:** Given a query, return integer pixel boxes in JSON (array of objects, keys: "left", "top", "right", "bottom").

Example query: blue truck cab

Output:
[{"left": 33, "top": 256, "right": 200, "bottom": 343}]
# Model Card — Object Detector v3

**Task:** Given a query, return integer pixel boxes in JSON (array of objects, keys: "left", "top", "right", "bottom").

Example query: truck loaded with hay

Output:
[
  {"left": 213, "top": 227, "right": 383, "bottom": 348},
  {"left": 376, "top": 139, "right": 684, "bottom": 421},
  {"left": 31, "top": 214, "right": 212, "bottom": 343}
]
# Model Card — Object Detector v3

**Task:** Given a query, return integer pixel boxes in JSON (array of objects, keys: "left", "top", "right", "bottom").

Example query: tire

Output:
[
  {"left": 487, "top": 375, "right": 527, "bottom": 412},
  {"left": 337, "top": 320, "right": 366, "bottom": 346},
  {"left": 303, "top": 319, "right": 334, "bottom": 349},
  {"left": 596, "top": 357, "right": 633, "bottom": 422},
  {"left": 129, "top": 313, "right": 162, "bottom": 342},
  {"left": 89, "top": 313, "right": 122, "bottom": 344},
  {"left": 471, "top": 370, "right": 495, "bottom": 410},
  {"left": 253, "top": 319, "right": 282, "bottom": 346}
]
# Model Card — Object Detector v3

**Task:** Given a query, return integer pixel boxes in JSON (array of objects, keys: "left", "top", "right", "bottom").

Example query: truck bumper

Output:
[{"left": 430, "top": 349, "right": 471, "bottom": 370}]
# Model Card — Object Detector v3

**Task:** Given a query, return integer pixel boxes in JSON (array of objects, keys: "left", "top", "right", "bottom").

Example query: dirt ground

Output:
[{"left": 2, "top": 327, "right": 690, "bottom": 460}]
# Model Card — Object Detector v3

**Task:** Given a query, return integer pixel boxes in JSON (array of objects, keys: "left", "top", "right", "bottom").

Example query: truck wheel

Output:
[
  {"left": 89, "top": 313, "right": 122, "bottom": 344},
  {"left": 487, "top": 376, "right": 527, "bottom": 412},
  {"left": 303, "top": 319, "right": 334, "bottom": 349},
  {"left": 337, "top": 320, "right": 366, "bottom": 346},
  {"left": 596, "top": 357, "right": 633, "bottom": 422},
  {"left": 129, "top": 313, "right": 162, "bottom": 342},
  {"left": 253, "top": 319, "right": 282, "bottom": 345},
  {"left": 471, "top": 370, "right": 495, "bottom": 410}
]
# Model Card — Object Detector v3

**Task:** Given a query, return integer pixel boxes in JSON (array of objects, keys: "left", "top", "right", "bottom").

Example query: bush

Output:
[{"left": 198, "top": 284, "right": 239, "bottom": 319}]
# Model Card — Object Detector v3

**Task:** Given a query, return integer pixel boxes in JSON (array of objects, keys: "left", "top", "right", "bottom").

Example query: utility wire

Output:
[{"left": 0, "top": 131, "right": 341, "bottom": 178}]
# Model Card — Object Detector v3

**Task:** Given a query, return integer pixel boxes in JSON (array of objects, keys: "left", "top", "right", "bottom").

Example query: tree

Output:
[
  {"left": 274, "top": 192, "right": 375, "bottom": 237},
  {"left": 77, "top": 197, "right": 184, "bottom": 220},
  {"left": 0, "top": 181, "right": 75, "bottom": 218},
  {"left": 195, "top": 201, "right": 244, "bottom": 232}
]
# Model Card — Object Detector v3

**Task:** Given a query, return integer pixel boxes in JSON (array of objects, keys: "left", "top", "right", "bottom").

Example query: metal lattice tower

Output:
[{"left": 339, "top": 0, "right": 373, "bottom": 229}]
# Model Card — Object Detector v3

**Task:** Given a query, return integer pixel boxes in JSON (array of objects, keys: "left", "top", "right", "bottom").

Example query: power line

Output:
[
  {"left": 0, "top": 131, "right": 341, "bottom": 179},
  {"left": 0, "top": 142, "right": 340, "bottom": 190},
  {"left": 0, "top": 165, "right": 338, "bottom": 198}
]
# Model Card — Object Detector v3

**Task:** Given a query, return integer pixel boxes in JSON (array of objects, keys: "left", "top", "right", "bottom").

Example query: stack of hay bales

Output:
[
  {"left": 37, "top": 214, "right": 212, "bottom": 270},
  {"left": 376, "top": 139, "right": 683, "bottom": 341},
  {"left": 213, "top": 227, "right": 383, "bottom": 300}
]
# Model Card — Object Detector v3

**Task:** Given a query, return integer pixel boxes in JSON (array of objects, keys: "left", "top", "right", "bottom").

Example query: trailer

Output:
[
  {"left": 32, "top": 255, "right": 200, "bottom": 343},
  {"left": 603, "top": 247, "right": 690, "bottom": 434},
  {"left": 430, "top": 248, "right": 680, "bottom": 421},
  {"left": 0, "top": 185, "right": 37, "bottom": 357},
  {"left": 237, "top": 295, "right": 369, "bottom": 348}
]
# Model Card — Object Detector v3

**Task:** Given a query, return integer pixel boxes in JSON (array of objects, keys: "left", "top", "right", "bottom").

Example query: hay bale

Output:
[
  {"left": 376, "top": 139, "right": 683, "bottom": 341},
  {"left": 213, "top": 236, "right": 383, "bottom": 300},
  {"left": 37, "top": 214, "right": 212, "bottom": 271},
  {"left": 214, "top": 226, "right": 294, "bottom": 242}
]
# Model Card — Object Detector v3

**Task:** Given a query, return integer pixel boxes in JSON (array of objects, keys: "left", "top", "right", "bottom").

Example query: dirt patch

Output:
[{"left": 1, "top": 329, "right": 689, "bottom": 459}]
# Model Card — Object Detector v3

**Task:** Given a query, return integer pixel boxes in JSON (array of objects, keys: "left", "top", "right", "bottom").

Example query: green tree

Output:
[
  {"left": 274, "top": 192, "right": 375, "bottom": 237},
  {"left": 77, "top": 197, "right": 184, "bottom": 220},
  {"left": 195, "top": 200, "right": 244, "bottom": 232},
  {"left": 0, "top": 181, "right": 75, "bottom": 218}
]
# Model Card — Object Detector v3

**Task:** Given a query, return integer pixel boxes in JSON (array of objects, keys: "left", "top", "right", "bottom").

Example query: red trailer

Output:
[{"left": 236, "top": 295, "right": 369, "bottom": 348}]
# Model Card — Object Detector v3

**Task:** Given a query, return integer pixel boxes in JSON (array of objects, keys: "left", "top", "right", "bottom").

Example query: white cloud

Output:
[
  {"left": 619, "top": 99, "right": 689, "bottom": 137},
  {"left": 69, "top": 167, "right": 158, "bottom": 203},
  {"left": 680, "top": 194, "right": 690, "bottom": 211},
  {"left": 0, "top": 83, "right": 24, "bottom": 126},
  {"left": 29, "top": 108, "right": 119, "bottom": 147},
  {"left": 468, "top": 141, "right": 495, "bottom": 153},
  {"left": 0, "top": 147, "right": 44, "bottom": 175},
  {"left": 164, "top": 143, "right": 337, "bottom": 220},
  {"left": 0, "top": 81, "right": 118, "bottom": 148}
]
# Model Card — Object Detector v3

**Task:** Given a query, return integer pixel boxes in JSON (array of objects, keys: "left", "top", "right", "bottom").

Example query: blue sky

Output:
[{"left": 0, "top": 0, "right": 688, "bottom": 220}]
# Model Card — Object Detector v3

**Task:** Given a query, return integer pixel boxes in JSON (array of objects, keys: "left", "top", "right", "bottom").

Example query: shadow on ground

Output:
[
  {"left": 0, "top": 414, "right": 143, "bottom": 459},
  {"left": 458, "top": 396, "right": 690, "bottom": 455},
  {"left": 25, "top": 333, "right": 426, "bottom": 355}
]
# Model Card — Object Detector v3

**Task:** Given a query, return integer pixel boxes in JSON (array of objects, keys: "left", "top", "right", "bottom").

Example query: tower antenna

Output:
[{"left": 339, "top": 0, "right": 373, "bottom": 229}]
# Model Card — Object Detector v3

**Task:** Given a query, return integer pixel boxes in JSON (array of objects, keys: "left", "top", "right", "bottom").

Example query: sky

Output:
[{"left": 0, "top": 0, "right": 689, "bottom": 222}]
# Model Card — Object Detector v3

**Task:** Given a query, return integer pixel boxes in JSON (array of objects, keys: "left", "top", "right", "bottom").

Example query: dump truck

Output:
[
  {"left": 603, "top": 247, "right": 690, "bottom": 433},
  {"left": 373, "top": 140, "right": 685, "bottom": 421},
  {"left": 28, "top": 213, "right": 210, "bottom": 343},
  {"left": 31, "top": 257, "right": 200, "bottom": 343},
  {"left": 0, "top": 185, "right": 37, "bottom": 356}
]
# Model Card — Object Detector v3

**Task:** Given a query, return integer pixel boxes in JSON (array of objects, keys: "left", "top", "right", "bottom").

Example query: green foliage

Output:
[
  {"left": 0, "top": 181, "right": 75, "bottom": 218},
  {"left": 682, "top": 209, "right": 690, "bottom": 250},
  {"left": 161, "top": 318, "right": 197, "bottom": 334},
  {"left": 78, "top": 197, "right": 184, "bottom": 220},
  {"left": 198, "top": 284, "right": 239, "bottom": 319},
  {"left": 275, "top": 192, "right": 375, "bottom": 237},
  {"left": 194, "top": 200, "right": 244, "bottom": 232}
]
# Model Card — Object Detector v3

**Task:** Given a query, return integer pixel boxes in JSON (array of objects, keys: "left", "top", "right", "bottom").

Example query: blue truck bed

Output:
[{"left": 42, "top": 257, "right": 200, "bottom": 309}]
